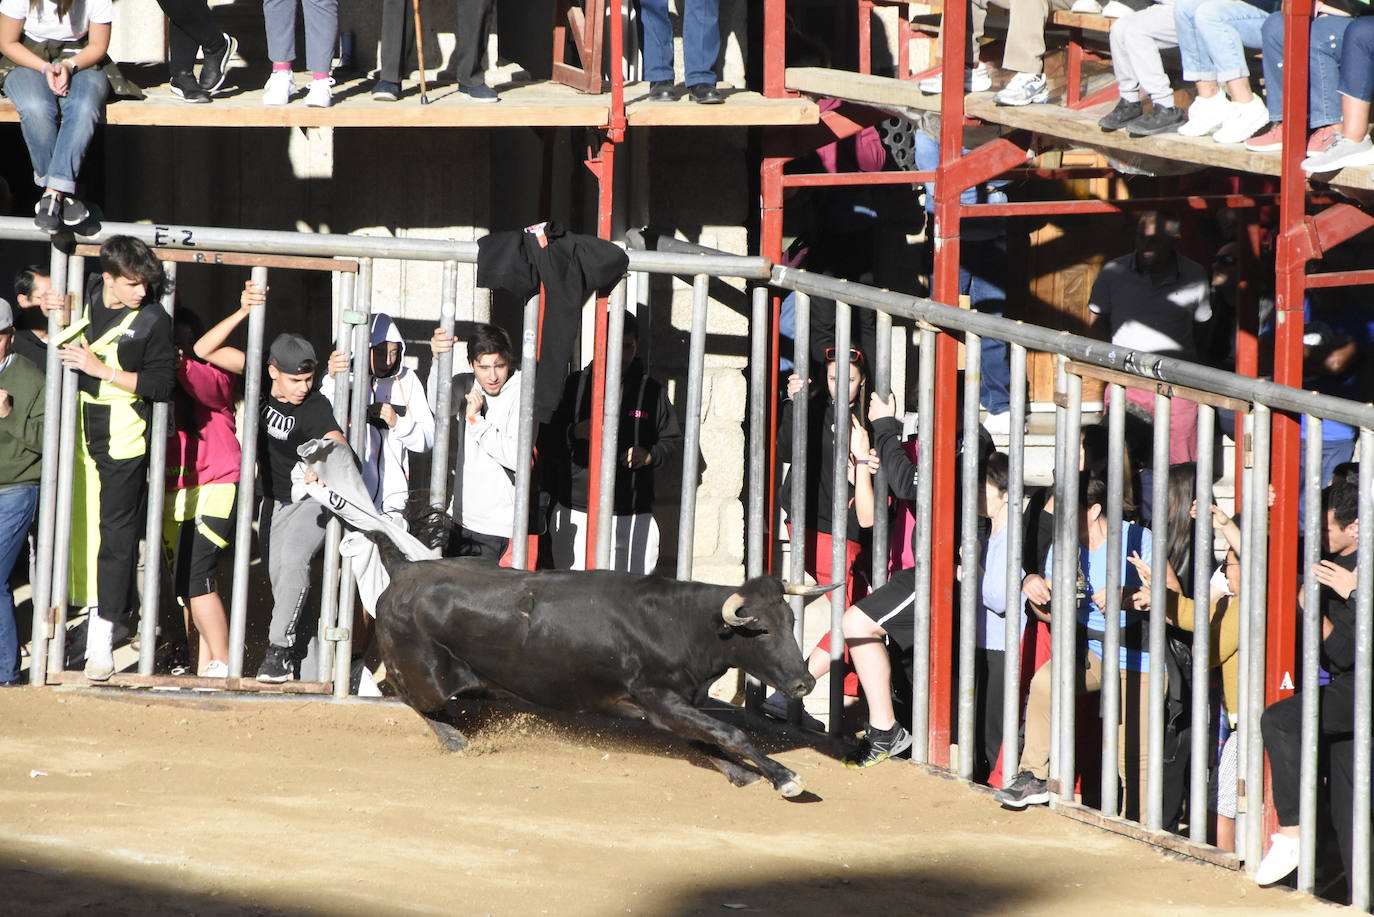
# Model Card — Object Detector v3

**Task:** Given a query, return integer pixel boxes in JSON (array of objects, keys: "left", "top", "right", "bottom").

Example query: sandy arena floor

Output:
[{"left": 0, "top": 688, "right": 1337, "bottom": 916}]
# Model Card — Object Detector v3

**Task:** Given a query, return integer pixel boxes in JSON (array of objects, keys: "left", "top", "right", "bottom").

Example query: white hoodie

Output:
[
  {"left": 321, "top": 313, "right": 435, "bottom": 515},
  {"left": 453, "top": 369, "right": 522, "bottom": 538}
]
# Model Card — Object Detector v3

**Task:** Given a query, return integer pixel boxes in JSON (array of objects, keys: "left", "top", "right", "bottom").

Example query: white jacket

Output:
[
  {"left": 454, "top": 370, "right": 522, "bottom": 538},
  {"left": 321, "top": 314, "right": 435, "bottom": 515}
]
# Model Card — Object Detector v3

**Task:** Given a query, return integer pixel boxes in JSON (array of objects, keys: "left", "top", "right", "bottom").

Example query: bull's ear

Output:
[
  {"left": 781, "top": 581, "right": 844, "bottom": 599},
  {"left": 721, "top": 593, "right": 757, "bottom": 627}
]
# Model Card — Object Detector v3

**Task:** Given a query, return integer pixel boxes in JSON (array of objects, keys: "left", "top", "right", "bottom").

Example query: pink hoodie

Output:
[{"left": 167, "top": 358, "right": 241, "bottom": 489}]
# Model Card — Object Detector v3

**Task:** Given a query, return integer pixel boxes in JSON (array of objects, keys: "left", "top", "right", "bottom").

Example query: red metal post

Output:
[
  {"left": 583, "top": 134, "right": 618, "bottom": 569},
  {"left": 762, "top": 128, "right": 789, "bottom": 572},
  {"left": 1234, "top": 219, "right": 1263, "bottom": 510},
  {"left": 763, "top": 0, "right": 786, "bottom": 97}
]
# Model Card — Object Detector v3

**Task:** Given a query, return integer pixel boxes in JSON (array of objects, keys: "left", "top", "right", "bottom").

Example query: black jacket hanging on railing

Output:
[{"left": 477, "top": 221, "right": 629, "bottom": 423}]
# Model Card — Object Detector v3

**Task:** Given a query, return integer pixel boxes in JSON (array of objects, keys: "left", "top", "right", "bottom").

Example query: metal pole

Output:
[
  {"left": 428, "top": 261, "right": 458, "bottom": 510},
  {"left": 1244, "top": 404, "right": 1272, "bottom": 868},
  {"left": 28, "top": 243, "right": 69, "bottom": 683},
  {"left": 747, "top": 285, "right": 768, "bottom": 579},
  {"left": 1048, "top": 361, "right": 1070, "bottom": 792},
  {"left": 47, "top": 255, "right": 83, "bottom": 674},
  {"left": 1189, "top": 404, "right": 1215, "bottom": 843},
  {"left": 1352, "top": 432, "right": 1374, "bottom": 911},
  {"left": 595, "top": 282, "right": 629, "bottom": 570},
  {"left": 1055, "top": 368, "right": 1083, "bottom": 799},
  {"left": 226, "top": 267, "right": 268, "bottom": 678},
  {"left": 1001, "top": 342, "right": 1027, "bottom": 788},
  {"left": 316, "top": 272, "right": 356, "bottom": 683},
  {"left": 871, "top": 311, "right": 892, "bottom": 589},
  {"left": 911, "top": 327, "right": 936, "bottom": 763},
  {"left": 675, "top": 274, "right": 709, "bottom": 581},
  {"left": 136, "top": 262, "right": 176, "bottom": 675},
  {"left": 788, "top": 294, "right": 814, "bottom": 732},
  {"left": 1101, "top": 384, "right": 1126, "bottom": 814},
  {"left": 333, "top": 262, "right": 373, "bottom": 696},
  {"left": 1236, "top": 410, "right": 1257, "bottom": 857},
  {"left": 510, "top": 293, "right": 541, "bottom": 571},
  {"left": 1145, "top": 393, "right": 1171, "bottom": 830},
  {"left": 829, "top": 302, "right": 853, "bottom": 739},
  {"left": 1297, "top": 417, "right": 1323, "bottom": 890},
  {"left": 957, "top": 330, "right": 982, "bottom": 780}
]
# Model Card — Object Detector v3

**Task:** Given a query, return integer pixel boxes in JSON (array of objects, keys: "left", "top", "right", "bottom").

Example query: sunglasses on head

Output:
[{"left": 824, "top": 346, "right": 864, "bottom": 364}]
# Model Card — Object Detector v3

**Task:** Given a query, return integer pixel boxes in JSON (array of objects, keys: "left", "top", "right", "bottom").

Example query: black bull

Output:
[{"left": 373, "top": 555, "right": 832, "bottom": 796}]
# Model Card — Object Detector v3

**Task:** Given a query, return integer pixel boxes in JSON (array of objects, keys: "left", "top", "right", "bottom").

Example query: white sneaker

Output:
[
  {"left": 1302, "top": 134, "right": 1374, "bottom": 173},
  {"left": 201, "top": 660, "right": 229, "bottom": 678},
  {"left": 304, "top": 76, "right": 334, "bottom": 108},
  {"left": 84, "top": 612, "right": 115, "bottom": 682},
  {"left": 1177, "top": 93, "right": 1232, "bottom": 137},
  {"left": 919, "top": 64, "right": 993, "bottom": 94},
  {"left": 995, "top": 72, "right": 1050, "bottom": 107},
  {"left": 982, "top": 410, "right": 1016, "bottom": 436},
  {"left": 1070, "top": 0, "right": 1103, "bottom": 11},
  {"left": 1101, "top": 0, "right": 1136, "bottom": 15},
  {"left": 1212, "top": 96, "right": 1269, "bottom": 144},
  {"left": 262, "top": 69, "right": 295, "bottom": 106},
  {"left": 1254, "top": 833, "right": 1300, "bottom": 886}
]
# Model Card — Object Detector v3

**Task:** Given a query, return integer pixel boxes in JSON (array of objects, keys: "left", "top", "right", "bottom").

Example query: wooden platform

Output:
[
  {"left": 786, "top": 67, "right": 1374, "bottom": 193},
  {"left": 0, "top": 74, "right": 818, "bottom": 129}
]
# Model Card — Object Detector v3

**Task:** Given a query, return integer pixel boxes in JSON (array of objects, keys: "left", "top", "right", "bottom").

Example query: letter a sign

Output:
[{"left": 1279, "top": 671, "right": 1295, "bottom": 691}]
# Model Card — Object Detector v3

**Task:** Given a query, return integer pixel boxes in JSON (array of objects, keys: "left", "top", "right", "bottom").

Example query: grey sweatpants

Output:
[
  {"left": 263, "top": 0, "right": 338, "bottom": 73},
  {"left": 260, "top": 497, "right": 329, "bottom": 650},
  {"left": 1109, "top": 2, "right": 1178, "bottom": 107}
]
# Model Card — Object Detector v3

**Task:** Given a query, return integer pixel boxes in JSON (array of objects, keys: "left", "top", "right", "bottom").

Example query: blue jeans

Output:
[
  {"left": 640, "top": 0, "right": 720, "bottom": 86},
  {"left": 3, "top": 66, "right": 108, "bottom": 195},
  {"left": 1339, "top": 16, "right": 1374, "bottom": 102},
  {"left": 1174, "top": 0, "right": 1267, "bottom": 83},
  {"left": 963, "top": 238, "right": 1011, "bottom": 414},
  {"left": 0, "top": 484, "right": 39, "bottom": 683},
  {"left": 1261, "top": 12, "right": 1348, "bottom": 126}
]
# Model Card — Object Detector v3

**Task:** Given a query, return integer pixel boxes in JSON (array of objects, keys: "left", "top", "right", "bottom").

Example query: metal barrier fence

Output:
[{"left": 9, "top": 216, "right": 1371, "bottom": 909}]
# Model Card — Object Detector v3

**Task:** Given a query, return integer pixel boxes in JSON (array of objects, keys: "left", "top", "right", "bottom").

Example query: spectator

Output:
[
  {"left": 642, "top": 0, "right": 722, "bottom": 104},
  {"left": 1088, "top": 212, "right": 1211, "bottom": 464},
  {"left": 429, "top": 323, "right": 522, "bottom": 562},
  {"left": 0, "top": 299, "right": 44, "bottom": 686},
  {"left": 58, "top": 236, "right": 174, "bottom": 682},
  {"left": 917, "top": 0, "right": 993, "bottom": 94},
  {"left": 163, "top": 303, "right": 245, "bottom": 678},
  {"left": 194, "top": 290, "right": 349, "bottom": 683},
  {"left": 545, "top": 312, "right": 681, "bottom": 574},
  {"left": 994, "top": 472, "right": 1155, "bottom": 820},
  {"left": 1245, "top": 6, "right": 1351, "bottom": 153},
  {"left": 1300, "top": 324, "right": 1370, "bottom": 499},
  {"left": 990, "top": 0, "right": 1073, "bottom": 106},
  {"left": 0, "top": 0, "right": 112, "bottom": 230},
  {"left": 261, "top": 0, "right": 337, "bottom": 108},
  {"left": 1256, "top": 480, "right": 1361, "bottom": 886},
  {"left": 12, "top": 265, "right": 52, "bottom": 368},
  {"left": 1172, "top": 0, "right": 1277, "bottom": 144},
  {"left": 1301, "top": 15, "right": 1374, "bottom": 173},
  {"left": 155, "top": 0, "right": 235, "bottom": 103},
  {"left": 1097, "top": 2, "right": 1186, "bottom": 136},
  {"left": 374, "top": 0, "right": 497, "bottom": 102}
]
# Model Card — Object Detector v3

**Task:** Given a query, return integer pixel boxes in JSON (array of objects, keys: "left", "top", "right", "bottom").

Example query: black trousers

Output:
[
  {"left": 155, "top": 0, "right": 228, "bottom": 73},
  {"left": 93, "top": 453, "right": 148, "bottom": 623},
  {"left": 379, "top": 0, "right": 493, "bottom": 86},
  {"left": 974, "top": 647, "right": 1006, "bottom": 782},
  {"left": 445, "top": 525, "right": 508, "bottom": 563},
  {"left": 1262, "top": 676, "right": 1356, "bottom": 826}
]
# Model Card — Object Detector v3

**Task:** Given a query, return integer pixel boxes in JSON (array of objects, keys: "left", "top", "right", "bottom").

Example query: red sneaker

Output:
[
  {"left": 1244, "top": 122, "right": 1283, "bottom": 152},
  {"left": 1307, "top": 123, "right": 1341, "bottom": 155}
]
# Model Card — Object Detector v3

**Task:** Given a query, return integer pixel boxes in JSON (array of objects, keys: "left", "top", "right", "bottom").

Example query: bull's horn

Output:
[
  {"left": 782, "top": 581, "right": 845, "bottom": 598},
  {"left": 721, "top": 593, "right": 756, "bottom": 626}
]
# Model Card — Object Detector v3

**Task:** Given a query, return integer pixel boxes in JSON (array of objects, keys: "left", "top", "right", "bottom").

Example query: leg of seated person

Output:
[
  {"left": 47, "top": 72, "right": 109, "bottom": 196},
  {"left": 1310, "top": 16, "right": 1353, "bottom": 130},
  {"left": 1260, "top": 693, "right": 1303, "bottom": 829},
  {"left": 1002, "top": 0, "right": 1073, "bottom": 74},
  {"left": 1337, "top": 17, "right": 1374, "bottom": 140},
  {"left": 1194, "top": 1, "right": 1265, "bottom": 102},
  {"left": 3, "top": 68, "right": 61, "bottom": 190},
  {"left": 1173, "top": 0, "right": 1218, "bottom": 86},
  {"left": 1109, "top": 4, "right": 1178, "bottom": 109}
]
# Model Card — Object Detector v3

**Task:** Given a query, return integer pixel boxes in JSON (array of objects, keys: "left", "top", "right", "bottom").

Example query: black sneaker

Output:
[
  {"left": 256, "top": 644, "right": 293, "bottom": 683},
  {"left": 371, "top": 79, "right": 401, "bottom": 101},
  {"left": 845, "top": 723, "right": 913, "bottom": 768},
  {"left": 34, "top": 192, "right": 61, "bottom": 232},
  {"left": 689, "top": 83, "right": 724, "bottom": 105},
  {"left": 199, "top": 32, "right": 237, "bottom": 93},
  {"left": 1126, "top": 104, "right": 1185, "bottom": 138},
  {"left": 61, "top": 195, "right": 88, "bottom": 226},
  {"left": 1098, "top": 98, "right": 1143, "bottom": 132},
  {"left": 649, "top": 80, "right": 676, "bottom": 102},
  {"left": 993, "top": 770, "right": 1051, "bottom": 809},
  {"left": 171, "top": 71, "right": 211, "bottom": 103},
  {"left": 458, "top": 82, "right": 499, "bottom": 103}
]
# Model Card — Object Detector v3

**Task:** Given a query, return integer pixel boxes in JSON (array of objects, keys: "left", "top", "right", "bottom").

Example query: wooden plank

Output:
[
  {"left": 785, "top": 66, "right": 941, "bottom": 113},
  {"left": 627, "top": 88, "right": 819, "bottom": 126},
  {"left": 74, "top": 244, "right": 358, "bottom": 272},
  {"left": 43, "top": 671, "right": 334, "bottom": 693},
  {"left": 1049, "top": 10, "right": 1114, "bottom": 32}
]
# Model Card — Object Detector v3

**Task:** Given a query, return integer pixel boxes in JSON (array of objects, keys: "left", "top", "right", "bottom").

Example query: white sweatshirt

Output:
[{"left": 454, "top": 370, "right": 522, "bottom": 538}]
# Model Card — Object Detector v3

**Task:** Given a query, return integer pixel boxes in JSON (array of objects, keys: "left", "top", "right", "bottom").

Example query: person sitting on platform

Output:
[
  {"left": 1171, "top": 0, "right": 1277, "bottom": 144},
  {"left": 1097, "top": 0, "right": 1188, "bottom": 136},
  {"left": 642, "top": 0, "right": 723, "bottom": 104},
  {"left": 1243, "top": 4, "right": 1355, "bottom": 154},
  {"left": 1301, "top": 14, "right": 1374, "bottom": 173},
  {"left": 991, "top": 0, "right": 1074, "bottom": 106}
]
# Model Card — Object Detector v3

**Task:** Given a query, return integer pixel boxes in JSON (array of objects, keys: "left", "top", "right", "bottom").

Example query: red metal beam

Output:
[
  {"left": 764, "top": 0, "right": 786, "bottom": 97},
  {"left": 1306, "top": 269, "right": 1374, "bottom": 288},
  {"left": 966, "top": 195, "right": 1274, "bottom": 217},
  {"left": 782, "top": 170, "right": 937, "bottom": 188},
  {"left": 583, "top": 133, "right": 618, "bottom": 570}
]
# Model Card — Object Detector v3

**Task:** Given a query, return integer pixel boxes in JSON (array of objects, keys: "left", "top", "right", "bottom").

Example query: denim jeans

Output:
[
  {"left": 3, "top": 67, "right": 108, "bottom": 195},
  {"left": 1174, "top": 0, "right": 1267, "bottom": 83},
  {"left": 0, "top": 484, "right": 39, "bottom": 683},
  {"left": 1339, "top": 16, "right": 1374, "bottom": 102},
  {"left": 963, "top": 238, "right": 1011, "bottom": 414},
  {"left": 640, "top": 0, "right": 720, "bottom": 86},
  {"left": 1261, "top": 12, "right": 1348, "bottom": 126}
]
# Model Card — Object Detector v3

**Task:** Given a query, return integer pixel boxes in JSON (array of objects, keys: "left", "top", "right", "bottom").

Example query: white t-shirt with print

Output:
[{"left": 0, "top": 0, "right": 112, "bottom": 43}]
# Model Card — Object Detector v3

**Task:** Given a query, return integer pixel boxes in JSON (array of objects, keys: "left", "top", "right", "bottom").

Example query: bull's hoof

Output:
[
  {"left": 425, "top": 717, "right": 469, "bottom": 752},
  {"left": 775, "top": 776, "right": 805, "bottom": 798}
]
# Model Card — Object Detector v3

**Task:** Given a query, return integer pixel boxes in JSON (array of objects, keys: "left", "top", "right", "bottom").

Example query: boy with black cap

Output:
[
  {"left": 0, "top": 298, "right": 44, "bottom": 684},
  {"left": 192, "top": 289, "right": 347, "bottom": 682}
]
